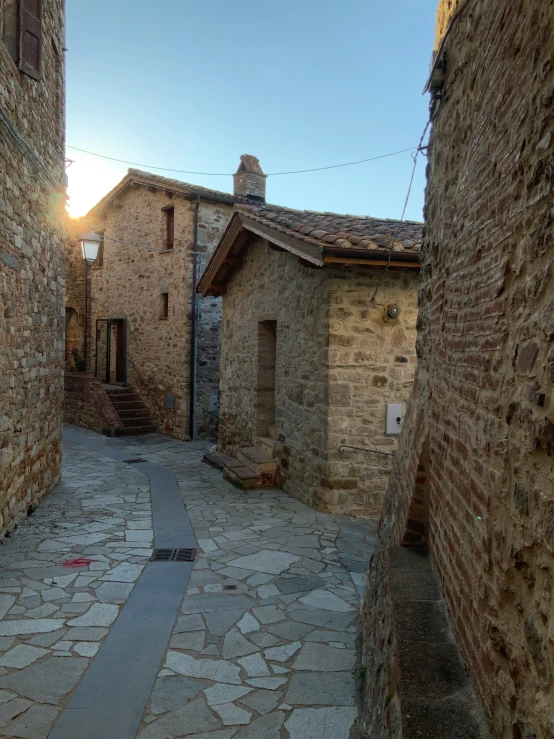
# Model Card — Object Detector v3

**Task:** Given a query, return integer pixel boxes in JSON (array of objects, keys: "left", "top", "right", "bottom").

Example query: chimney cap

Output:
[{"left": 235, "top": 154, "right": 267, "bottom": 179}]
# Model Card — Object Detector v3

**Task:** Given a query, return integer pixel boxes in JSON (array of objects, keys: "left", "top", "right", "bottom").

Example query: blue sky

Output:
[{"left": 66, "top": 1, "right": 437, "bottom": 219}]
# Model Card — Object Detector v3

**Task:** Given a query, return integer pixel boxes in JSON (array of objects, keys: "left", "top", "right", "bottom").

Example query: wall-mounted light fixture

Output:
[
  {"left": 387, "top": 304, "right": 401, "bottom": 320},
  {"left": 78, "top": 230, "right": 102, "bottom": 371}
]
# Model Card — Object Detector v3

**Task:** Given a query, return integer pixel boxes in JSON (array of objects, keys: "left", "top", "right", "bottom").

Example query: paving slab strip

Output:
[{"left": 49, "top": 428, "right": 197, "bottom": 739}]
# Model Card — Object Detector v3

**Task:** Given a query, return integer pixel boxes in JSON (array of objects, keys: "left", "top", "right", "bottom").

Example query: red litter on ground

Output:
[{"left": 62, "top": 557, "right": 94, "bottom": 568}]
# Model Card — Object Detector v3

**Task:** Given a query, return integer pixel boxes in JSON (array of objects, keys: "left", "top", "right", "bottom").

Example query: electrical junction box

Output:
[
  {"left": 386, "top": 403, "right": 403, "bottom": 435},
  {"left": 209, "top": 395, "right": 219, "bottom": 413},
  {"left": 165, "top": 394, "right": 175, "bottom": 410}
]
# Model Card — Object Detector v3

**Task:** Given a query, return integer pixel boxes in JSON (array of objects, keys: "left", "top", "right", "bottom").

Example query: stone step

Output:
[
  {"left": 255, "top": 436, "right": 275, "bottom": 459},
  {"left": 117, "top": 408, "right": 151, "bottom": 419},
  {"left": 112, "top": 402, "right": 145, "bottom": 415},
  {"left": 102, "top": 384, "right": 156, "bottom": 435},
  {"left": 237, "top": 447, "right": 277, "bottom": 475},
  {"left": 105, "top": 389, "right": 139, "bottom": 398},
  {"left": 222, "top": 464, "right": 261, "bottom": 490},
  {"left": 115, "top": 425, "right": 157, "bottom": 436},
  {"left": 120, "top": 416, "right": 154, "bottom": 428},
  {"left": 203, "top": 451, "right": 238, "bottom": 470}
]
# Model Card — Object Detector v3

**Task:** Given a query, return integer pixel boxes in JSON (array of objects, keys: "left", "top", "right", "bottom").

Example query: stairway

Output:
[
  {"left": 203, "top": 436, "right": 277, "bottom": 490},
  {"left": 103, "top": 386, "right": 157, "bottom": 435}
]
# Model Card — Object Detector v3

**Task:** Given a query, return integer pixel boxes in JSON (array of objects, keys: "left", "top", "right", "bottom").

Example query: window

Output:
[
  {"left": 160, "top": 292, "right": 169, "bottom": 319},
  {"left": 2, "top": 0, "right": 43, "bottom": 79},
  {"left": 2, "top": 0, "right": 19, "bottom": 63},
  {"left": 163, "top": 206, "right": 174, "bottom": 250},
  {"left": 96, "top": 231, "right": 104, "bottom": 267}
]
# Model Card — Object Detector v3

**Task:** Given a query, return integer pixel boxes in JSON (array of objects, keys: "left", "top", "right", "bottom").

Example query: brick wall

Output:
[
  {"left": 64, "top": 373, "right": 123, "bottom": 435},
  {"left": 0, "top": 0, "right": 66, "bottom": 536},
  {"left": 434, "top": 0, "right": 463, "bottom": 45},
  {"left": 360, "top": 2, "right": 554, "bottom": 737},
  {"left": 218, "top": 238, "right": 419, "bottom": 516}
]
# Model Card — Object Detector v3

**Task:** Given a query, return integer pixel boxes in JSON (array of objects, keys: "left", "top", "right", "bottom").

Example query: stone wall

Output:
[
  {"left": 195, "top": 203, "right": 232, "bottom": 439},
  {"left": 360, "top": 2, "right": 554, "bottom": 737},
  {"left": 218, "top": 237, "right": 330, "bottom": 508},
  {"left": 218, "top": 238, "right": 419, "bottom": 516},
  {"left": 91, "top": 187, "right": 195, "bottom": 439},
  {"left": 0, "top": 0, "right": 66, "bottom": 537},
  {"left": 434, "top": 0, "right": 463, "bottom": 45},
  {"left": 64, "top": 217, "right": 86, "bottom": 366},
  {"left": 63, "top": 373, "right": 123, "bottom": 435},
  {"left": 90, "top": 188, "right": 232, "bottom": 440},
  {"left": 326, "top": 267, "right": 418, "bottom": 516}
]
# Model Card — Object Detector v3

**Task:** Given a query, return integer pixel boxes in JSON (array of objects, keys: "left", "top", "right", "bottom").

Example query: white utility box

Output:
[{"left": 386, "top": 403, "right": 403, "bottom": 435}]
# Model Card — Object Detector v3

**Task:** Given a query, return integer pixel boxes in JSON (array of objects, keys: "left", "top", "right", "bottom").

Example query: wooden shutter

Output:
[{"left": 19, "top": 0, "right": 43, "bottom": 80}]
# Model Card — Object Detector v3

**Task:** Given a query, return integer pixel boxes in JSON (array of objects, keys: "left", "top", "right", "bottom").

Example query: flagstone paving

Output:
[{"left": 0, "top": 427, "right": 376, "bottom": 738}]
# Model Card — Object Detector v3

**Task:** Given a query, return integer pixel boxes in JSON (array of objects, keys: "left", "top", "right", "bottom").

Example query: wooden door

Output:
[{"left": 115, "top": 321, "right": 126, "bottom": 383}]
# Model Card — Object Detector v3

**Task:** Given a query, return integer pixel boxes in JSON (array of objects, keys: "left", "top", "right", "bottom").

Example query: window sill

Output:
[
  {"left": 159, "top": 248, "right": 174, "bottom": 254},
  {"left": 159, "top": 316, "right": 169, "bottom": 321}
]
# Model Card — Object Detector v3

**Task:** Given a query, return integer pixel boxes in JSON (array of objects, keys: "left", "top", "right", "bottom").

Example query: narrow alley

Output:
[{"left": 0, "top": 428, "right": 375, "bottom": 739}]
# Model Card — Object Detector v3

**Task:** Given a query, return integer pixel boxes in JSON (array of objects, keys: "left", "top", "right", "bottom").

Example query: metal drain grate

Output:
[
  {"left": 223, "top": 584, "right": 238, "bottom": 591},
  {"left": 124, "top": 458, "right": 147, "bottom": 464},
  {"left": 151, "top": 548, "right": 197, "bottom": 563}
]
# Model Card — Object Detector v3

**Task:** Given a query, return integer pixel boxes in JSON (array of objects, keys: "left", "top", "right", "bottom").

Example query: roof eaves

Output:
[{"left": 321, "top": 245, "right": 421, "bottom": 264}]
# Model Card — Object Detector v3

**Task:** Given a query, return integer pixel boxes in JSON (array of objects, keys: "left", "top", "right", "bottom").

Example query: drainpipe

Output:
[{"left": 189, "top": 196, "right": 200, "bottom": 440}]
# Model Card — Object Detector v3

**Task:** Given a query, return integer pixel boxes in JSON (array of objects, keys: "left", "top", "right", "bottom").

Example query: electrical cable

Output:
[
  {"left": 370, "top": 120, "right": 431, "bottom": 303},
  {"left": 97, "top": 234, "right": 210, "bottom": 254},
  {"left": 101, "top": 234, "right": 162, "bottom": 252},
  {"left": 65, "top": 144, "right": 419, "bottom": 177}
]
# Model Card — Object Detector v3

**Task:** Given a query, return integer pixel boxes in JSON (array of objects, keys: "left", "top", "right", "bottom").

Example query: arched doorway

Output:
[{"left": 65, "top": 307, "right": 83, "bottom": 368}]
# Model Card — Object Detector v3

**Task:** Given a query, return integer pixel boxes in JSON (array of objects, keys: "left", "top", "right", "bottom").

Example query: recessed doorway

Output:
[
  {"left": 257, "top": 320, "right": 277, "bottom": 438},
  {"left": 95, "top": 318, "right": 127, "bottom": 384}
]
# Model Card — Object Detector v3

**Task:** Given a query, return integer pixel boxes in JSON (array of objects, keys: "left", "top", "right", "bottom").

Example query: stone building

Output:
[
  {"left": 64, "top": 216, "right": 87, "bottom": 367},
  {"left": 198, "top": 205, "right": 421, "bottom": 516},
  {"left": 0, "top": 0, "right": 66, "bottom": 535},
  {"left": 76, "top": 156, "right": 266, "bottom": 439},
  {"left": 359, "top": 1, "right": 554, "bottom": 738}
]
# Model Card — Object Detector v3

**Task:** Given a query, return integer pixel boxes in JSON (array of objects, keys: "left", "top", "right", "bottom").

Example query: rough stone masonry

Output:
[
  {"left": 82, "top": 158, "right": 267, "bottom": 441},
  {"left": 359, "top": 1, "right": 554, "bottom": 737},
  {"left": 0, "top": 0, "right": 66, "bottom": 538}
]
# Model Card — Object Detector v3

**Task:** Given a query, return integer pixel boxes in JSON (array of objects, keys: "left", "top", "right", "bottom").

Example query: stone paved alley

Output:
[{"left": 0, "top": 427, "right": 376, "bottom": 739}]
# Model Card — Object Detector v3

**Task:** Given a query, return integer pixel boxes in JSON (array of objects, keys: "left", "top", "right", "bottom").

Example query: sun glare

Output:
[{"left": 66, "top": 154, "right": 127, "bottom": 218}]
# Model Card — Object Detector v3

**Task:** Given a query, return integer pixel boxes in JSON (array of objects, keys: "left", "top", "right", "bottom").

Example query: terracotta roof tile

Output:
[
  {"left": 237, "top": 204, "right": 423, "bottom": 254},
  {"left": 127, "top": 169, "right": 256, "bottom": 204}
]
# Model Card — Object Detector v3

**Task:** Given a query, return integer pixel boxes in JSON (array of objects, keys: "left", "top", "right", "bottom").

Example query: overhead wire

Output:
[
  {"left": 70, "top": 140, "right": 426, "bottom": 255},
  {"left": 370, "top": 119, "right": 431, "bottom": 303},
  {"left": 65, "top": 144, "right": 419, "bottom": 177}
]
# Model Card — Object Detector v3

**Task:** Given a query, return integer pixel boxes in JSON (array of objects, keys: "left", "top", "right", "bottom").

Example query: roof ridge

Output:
[{"left": 247, "top": 203, "right": 423, "bottom": 225}]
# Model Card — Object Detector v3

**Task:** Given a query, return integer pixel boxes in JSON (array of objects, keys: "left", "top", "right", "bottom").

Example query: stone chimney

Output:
[{"left": 233, "top": 154, "right": 267, "bottom": 202}]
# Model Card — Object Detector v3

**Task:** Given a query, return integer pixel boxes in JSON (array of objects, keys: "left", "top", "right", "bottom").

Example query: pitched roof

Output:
[
  {"left": 237, "top": 204, "right": 422, "bottom": 255},
  {"left": 197, "top": 205, "right": 422, "bottom": 297},
  {"left": 86, "top": 168, "right": 261, "bottom": 218}
]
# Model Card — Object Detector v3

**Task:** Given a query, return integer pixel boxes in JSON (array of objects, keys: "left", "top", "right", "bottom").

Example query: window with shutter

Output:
[
  {"left": 2, "top": 0, "right": 19, "bottom": 63},
  {"left": 19, "top": 0, "right": 42, "bottom": 80}
]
